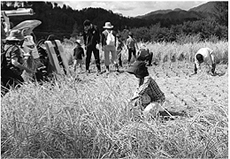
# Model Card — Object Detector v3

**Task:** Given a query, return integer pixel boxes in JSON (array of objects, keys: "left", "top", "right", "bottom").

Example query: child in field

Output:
[
  {"left": 73, "top": 39, "right": 85, "bottom": 72},
  {"left": 127, "top": 61, "right": 187, "bottom": 120},
  {"left": 192, "top": 47, "right": 216, "bottom": 75}
]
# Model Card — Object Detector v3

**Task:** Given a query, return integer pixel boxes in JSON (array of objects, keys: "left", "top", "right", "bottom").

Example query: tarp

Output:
[{"left": 12, "top": 20, "right": 41, "bottom": 31}]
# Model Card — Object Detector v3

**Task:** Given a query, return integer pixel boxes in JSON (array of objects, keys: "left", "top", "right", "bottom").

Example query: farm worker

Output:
[
  {"left": 116, "top": 34, "right": 126, "bottom": 67},
  {"left": 126, "top": 32, "right": 139, "bottom": 65},
  {"left": 82, "top": 19, "right": 101, "bottom": 74},
  {"left": 192, "top": 47, "right": 216, "bottom": 75},
  {"left": 136, "top": 43, "right": 153, "bottom": 66},
  {"left": 127, "top": 61, "right": 165, "bottom": 119},
  {"left": 12, "top": 20, "right": 44, "bottom": 82},
  {"left": 21, "top": 27, "right": 43, "bottom": 81},
  {"left": 127, "top": 61, "right": 186, "bottom": 120},
  {"left": 73, "top": 39, "right": 85, "bottom": 72},
  {"left": 1, "top": 30, "right": 35, "bottom": 96},
  {"left": 102, "top": 21, "right": 119, "bottom": 74}
]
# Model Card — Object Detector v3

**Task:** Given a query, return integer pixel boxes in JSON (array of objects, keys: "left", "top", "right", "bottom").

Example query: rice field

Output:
[{"left": 1, "top": 41, "right": 228, "bottom": 158}]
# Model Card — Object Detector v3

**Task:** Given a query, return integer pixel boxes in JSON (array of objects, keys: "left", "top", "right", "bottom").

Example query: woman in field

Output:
[
  {"left": 127, "top": 61, "right": 187, "bottom": 120},
  {"left": 127, "top": 61, "right": 165, "bottom": 119}
]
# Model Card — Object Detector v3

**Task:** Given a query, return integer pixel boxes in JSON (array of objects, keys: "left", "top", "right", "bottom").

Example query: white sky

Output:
[{"left": 53, "top": 1, "right": 208, "bottom": 17}]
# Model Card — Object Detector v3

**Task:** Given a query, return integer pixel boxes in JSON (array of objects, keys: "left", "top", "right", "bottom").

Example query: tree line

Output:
[{"left": 1, "top": 1, "right": 228, "bottom": 42}]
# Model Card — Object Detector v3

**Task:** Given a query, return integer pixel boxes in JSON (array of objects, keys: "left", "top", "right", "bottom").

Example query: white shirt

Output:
[{"left": 195, "top": 47, "right": 215, "bottom": 69}]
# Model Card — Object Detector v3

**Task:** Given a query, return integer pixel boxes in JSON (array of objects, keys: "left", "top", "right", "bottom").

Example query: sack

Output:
[{"left": 106, "top": 32, "right": 115, "bottom": 46}]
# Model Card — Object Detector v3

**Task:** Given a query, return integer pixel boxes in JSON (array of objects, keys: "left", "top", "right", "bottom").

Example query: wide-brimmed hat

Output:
[
  {"left": 6, "top": 29, "right": 24, "bottom": 41},
  {"left": 76, "top": 39, "right": 81, "bottom": 44},
  {"left": 103, "top": 22, "right": 114, "bottom": 29},
  {"left": 12, "top": 20, "right": 41, "bottom": 31},
  {"left": 126, "top": 61, "right": 149, "bottom": 78}
]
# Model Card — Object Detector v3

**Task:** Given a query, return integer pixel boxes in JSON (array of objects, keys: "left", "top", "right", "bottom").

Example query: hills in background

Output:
[
  {"left": 136, "top": 2, "right": 219, "bottom": 25},
  {"left": 1, "top": 1, "right": 227, "bottom": 40}
]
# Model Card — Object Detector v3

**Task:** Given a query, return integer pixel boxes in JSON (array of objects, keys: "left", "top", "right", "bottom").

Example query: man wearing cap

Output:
[
  {"left": 102, "top": 21, "right": 119, "bottom": 73},
  {"left": 82, "top": 20, "right": 101, "bottom": 74},
  {"left": 126, "top": 32, "right": 138, "bottom": 65},
  {"left": 1, "top": 29, "right": 35, "bottom": 95},
  {"left": 192, "top": 47, "right": 216, "bottom": 75}
]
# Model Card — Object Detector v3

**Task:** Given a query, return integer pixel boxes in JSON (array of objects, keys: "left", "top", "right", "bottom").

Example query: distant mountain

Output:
[
  {"left": 189, "top": 1, "right": 217, "bottom": 14},
  {"left": 135, "top": 1, "right": 222, "bottom": 26}
]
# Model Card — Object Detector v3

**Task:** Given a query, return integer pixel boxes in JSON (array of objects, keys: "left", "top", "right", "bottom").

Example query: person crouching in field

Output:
[
  {"left": 192, "top": 47, "right": 216, "bottom": 76},
  {"left": 73, "top": 39, "right": 84, "bottom": 72},
  {"left": 127, "top": 61, "right": 187, "bottom": 120},
  {"left": 136, "top": 43, "right": 153, "bottom": 66},
  {"left": 127, "top": 61, "right": 165, "bottom": 119},
  {"left": 1, "top": 30, "right": 35, "bottom": 96}
]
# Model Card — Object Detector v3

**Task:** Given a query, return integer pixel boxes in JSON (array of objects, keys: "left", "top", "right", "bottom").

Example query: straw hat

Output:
[
  {"left": 126, "top": 61, "right": 149, "bottom": 78},
  {"left": 6, "top": 29, "right": 24, "bottom": 41},
  {"left": 103, "top": 22, "right": 114, "bottom": 29}
]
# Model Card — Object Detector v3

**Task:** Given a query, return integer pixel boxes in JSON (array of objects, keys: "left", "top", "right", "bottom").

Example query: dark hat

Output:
[
  {"left": 83, "top": 20, "right": 91, "bottom": 26},
  {"left": 127, "top": 61, "right": 149, "bottom": 78},
  {"left": 6, "top": 29, "right": 24, "bottom": 41}
]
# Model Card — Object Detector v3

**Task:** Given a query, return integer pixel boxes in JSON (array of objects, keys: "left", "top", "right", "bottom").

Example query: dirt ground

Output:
[{"left": 72, "top": 61, "right": 228, "bottom": 117}]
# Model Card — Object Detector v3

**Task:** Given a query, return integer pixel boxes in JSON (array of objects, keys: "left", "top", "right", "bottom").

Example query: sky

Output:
[{"left": 53, "top": 1, "right": 208, "bottom": 17}]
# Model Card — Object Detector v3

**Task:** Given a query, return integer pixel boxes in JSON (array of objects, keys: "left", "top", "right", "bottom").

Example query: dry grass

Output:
[
  {"left": 63, "top": 40, "right": 228, "bottom": 66},
  {"left": 1, "top": 58, "right": 228, "bottom": 158}
]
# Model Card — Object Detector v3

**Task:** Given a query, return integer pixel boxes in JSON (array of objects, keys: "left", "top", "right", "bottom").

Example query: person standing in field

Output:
[
  {"left": 126, "top": 32, "right": 138, "bottom": 65},
  {"left": 116, "top": 34, "right": 126, "bottom": 67},
  {"left": 73, "top": 39, "right": 85, "bottom": 72},
  {"left": 136, "top": 43, "right": 153, "bottom": 66},
  {"left": 82, "top": 19, "right": 101, "bottom": 74},
  {"left": 192, "top": 47, "right": 216, "bottom": 75},
  {"left": 102, "top": 21, "right": 119, "bottom": 74}
]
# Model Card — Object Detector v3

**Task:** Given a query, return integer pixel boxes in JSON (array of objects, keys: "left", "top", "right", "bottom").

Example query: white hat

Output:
[
  {"left": 76, "top": 39, "right": 81, "bottom": 44},
  {"left": 103, "top": 22, "right": 114, "bottom": 29}
]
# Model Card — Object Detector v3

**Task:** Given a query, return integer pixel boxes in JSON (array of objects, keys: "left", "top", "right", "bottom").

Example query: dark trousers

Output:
[
  {"left": 117, "top": 50, "right": 122, "bottom": 67},
  {"left": 128, "top": 48, "right": 136, "bottom": 63},
  {"left": 1, "top": 69, "right": 24, "bottom": 96},
  {"left": 85, "top": 45, "right": 101, "bottom": 71}
]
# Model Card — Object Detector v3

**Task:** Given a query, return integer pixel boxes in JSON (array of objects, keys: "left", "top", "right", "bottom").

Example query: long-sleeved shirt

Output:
[
  {"left": 195, "top": 47, "right": 215, "bottom": 69},
  {"left": 131, "top": 76, "right": 165, "bottom": 109},
  {"left": 83, "top": 25, "right": 100, "bottom": 48}
]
